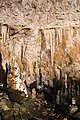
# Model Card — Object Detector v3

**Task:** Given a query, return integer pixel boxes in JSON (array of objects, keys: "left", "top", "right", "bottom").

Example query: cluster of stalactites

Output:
[{"left": 43, "top": 27, "right": 80, "bottom": 66}]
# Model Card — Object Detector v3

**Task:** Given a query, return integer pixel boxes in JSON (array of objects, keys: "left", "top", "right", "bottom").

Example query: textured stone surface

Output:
[{"left": 0, "top": 0, "right": 80, "bottom": 29}]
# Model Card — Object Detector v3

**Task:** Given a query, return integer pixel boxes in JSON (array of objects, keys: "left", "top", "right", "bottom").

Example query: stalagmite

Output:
[{"left": 1, "top": 24, "right": 8, "bottom": 43}]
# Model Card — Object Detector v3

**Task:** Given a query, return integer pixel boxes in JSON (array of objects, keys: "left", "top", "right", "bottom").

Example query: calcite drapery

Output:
[{"left": 0, "top": 24, "right": 80, "bottom": 88}]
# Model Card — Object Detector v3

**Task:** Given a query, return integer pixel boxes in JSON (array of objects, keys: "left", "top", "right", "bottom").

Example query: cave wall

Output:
[{"left": 0, "top": 0, "right": 80, "bottom": 87}]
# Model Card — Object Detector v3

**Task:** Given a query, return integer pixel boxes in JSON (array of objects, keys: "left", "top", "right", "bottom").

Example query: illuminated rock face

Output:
[
  {"left": 7, "top": 60, "right": 28, "bottom": 97},
  {"left": 0, "top": 0, "right": 80, "bottom": 88}
]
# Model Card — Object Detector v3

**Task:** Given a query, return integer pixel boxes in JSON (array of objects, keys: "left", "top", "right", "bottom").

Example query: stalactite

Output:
[
  {"left": 71, "top": 27, "right": 73, "bottom": 37},
  {"left": 76, "top": 27, "right": 79, "bottom": 38},
  {"left": 21, "top": 45, "right": 23, "bottom": 63},
  {"left": 60, "top": 28, "right": 62, "bottom": 43},
  {"left": 55, "top": 28, "right": 59, "bottom": 48},
  {"left": 36, "top": 29, "right": 42, "bottom": 87},
  {"left": 44, "top": 30, "right": 50, "bottom": 49},
  {"left": 65, "top": 73, "right": 67, "bottom": 89},
  {"left": 62, "top": 27, "right": 66, "bottom": 40},
  {"left": 49, "top": 29, "right": 53, "bottom": 66},
  {"left": 55, "top": 27, "right": 63, "bottom": 47},
  {"left": 52, "top": 29, "right": 56, "bottom": 59},
  {"left": 12, "top": 39, "right": 15, "bottom": 65},
  {"left": 56, "top": 28, "right": 62, "bottom": 44},
  {"left": 44, "top": 29, "right": 56, "bottom": 66},
  {"left": 51, "top": 29, "right": 56, "bottom": 66},
  {"left": 1, "top": 24, "right": 8, "bottom": 44},
  {"left": 66, "top": 28, "right": 72, "bottom": 49}
]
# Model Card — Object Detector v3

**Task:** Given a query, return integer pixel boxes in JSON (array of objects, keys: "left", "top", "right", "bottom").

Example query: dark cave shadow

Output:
[{"left": 0, "top": 52, "right": 7, "bottom": 87}]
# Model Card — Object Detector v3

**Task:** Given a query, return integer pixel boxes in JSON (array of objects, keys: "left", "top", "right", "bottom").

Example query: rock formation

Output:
[
  {"left": 0, "top": 0, "right": 80, "bottom": 120},
  {"left": 0, "top": 0, "right": 80, "bottom": 93}
]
